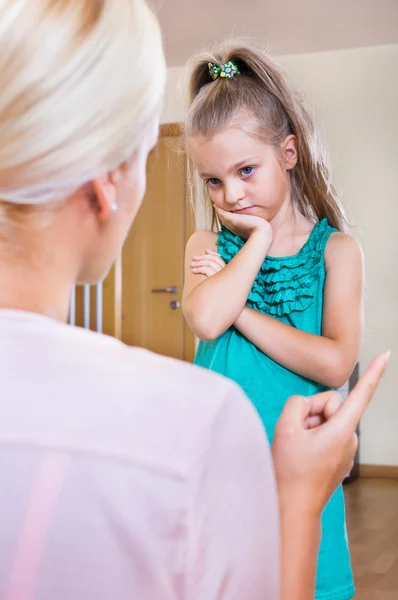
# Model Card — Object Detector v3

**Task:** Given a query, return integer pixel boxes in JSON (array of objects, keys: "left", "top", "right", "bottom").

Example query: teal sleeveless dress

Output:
[{"left": 195, "top": 219, "right": 355, "bottom": 600}]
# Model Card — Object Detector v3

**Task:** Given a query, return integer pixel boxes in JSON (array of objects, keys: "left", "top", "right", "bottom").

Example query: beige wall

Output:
[{"left": 161, "top": 44, "right": 398, "bottom": 467}]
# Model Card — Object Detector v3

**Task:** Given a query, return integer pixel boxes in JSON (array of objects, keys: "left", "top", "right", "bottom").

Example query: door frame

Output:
[{"left": 159, "top": 123, "right": 195, "bottom": 362}]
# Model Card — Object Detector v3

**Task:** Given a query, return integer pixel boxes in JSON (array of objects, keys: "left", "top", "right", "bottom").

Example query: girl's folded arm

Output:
[{"left": 234, "top": 233, "right": 365, "bottom": 388}]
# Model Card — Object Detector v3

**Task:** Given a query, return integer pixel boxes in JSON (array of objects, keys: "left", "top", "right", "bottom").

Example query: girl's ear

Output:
[{"left": 282, "top": 135, "right": 298, "bottom": 171}]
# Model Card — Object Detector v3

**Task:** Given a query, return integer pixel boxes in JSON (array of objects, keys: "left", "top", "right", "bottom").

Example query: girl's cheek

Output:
[{"left": 210, "top": 190, "right": 222, "bottom": 206}]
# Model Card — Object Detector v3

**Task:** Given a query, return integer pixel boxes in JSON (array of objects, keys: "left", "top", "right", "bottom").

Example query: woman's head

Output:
[
  {"left": 0, "top": 0, "right": 165, "bottom": 283},
  {"left": 185, "top": 39, "right": 346, "bottom": 231}
]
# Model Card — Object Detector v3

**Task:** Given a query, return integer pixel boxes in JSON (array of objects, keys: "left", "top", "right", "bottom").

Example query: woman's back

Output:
[{"left": 0, "top": 309, "right": 278, "bottom": 599}]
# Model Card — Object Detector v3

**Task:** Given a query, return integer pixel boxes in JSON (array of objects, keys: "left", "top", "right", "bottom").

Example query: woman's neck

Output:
[
  {"left": 0, "top": 258, "right": 74, "bottom": 322},
  {"left": 0, "top": 225, "right": 80, "bottom": 322},
  {"left": 0, "top": 198, "right": 92, "bottom": 322}
]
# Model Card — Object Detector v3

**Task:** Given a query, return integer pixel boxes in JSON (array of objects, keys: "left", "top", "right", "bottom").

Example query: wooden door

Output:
[
  {"left": 71, "top": 125, "right": 195, "bottom": 362},
  {"left": 121, "top": 125, "right": 195, "bottom": 361}
]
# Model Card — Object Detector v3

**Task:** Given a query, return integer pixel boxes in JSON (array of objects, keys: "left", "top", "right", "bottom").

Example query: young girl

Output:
[{"left": 183, "top": 40, "right": 364, "bottom": 600}]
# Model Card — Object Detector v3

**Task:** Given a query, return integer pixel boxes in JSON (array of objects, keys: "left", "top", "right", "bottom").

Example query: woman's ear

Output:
[
  {"left": 91, "top": 169, "right": 121, "bottom": 221},
  {"left": 283, "top": 135, "right": 298, "bottom": 171}
]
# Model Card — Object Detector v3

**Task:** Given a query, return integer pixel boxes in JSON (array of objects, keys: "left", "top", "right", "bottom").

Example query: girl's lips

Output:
[{"left": 232, "top": 206, "right": 257, "bottom": 214}]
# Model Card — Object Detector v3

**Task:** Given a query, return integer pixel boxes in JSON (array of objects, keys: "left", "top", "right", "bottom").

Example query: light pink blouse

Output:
[{"left": 0, "top": 310, "right": 279, "bottom": 600}]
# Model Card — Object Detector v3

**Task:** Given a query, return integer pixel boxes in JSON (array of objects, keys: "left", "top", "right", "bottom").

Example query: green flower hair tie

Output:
[{"left": 208, "top": 61, "right": 240, "bottom": 81}]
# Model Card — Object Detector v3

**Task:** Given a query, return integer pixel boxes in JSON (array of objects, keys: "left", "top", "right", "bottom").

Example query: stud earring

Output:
[{"left": 110, "top": 203, "right": 118, "bottom": 214}]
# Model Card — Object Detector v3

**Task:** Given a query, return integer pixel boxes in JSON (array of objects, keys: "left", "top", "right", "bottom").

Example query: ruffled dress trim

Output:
[{"left": 217, "top": 219, "right": 334, "bottom": 317}]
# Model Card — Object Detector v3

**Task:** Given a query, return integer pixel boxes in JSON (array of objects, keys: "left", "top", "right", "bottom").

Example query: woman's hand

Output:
[
  {"left": 216, "top": 206, "right": 273, "bottom": 243},
  {"left": 191, "top": 249, "right": 226, "bottom": 278},
  {"left": 272, "top": 352, "right": 390, "bottom": 518}
]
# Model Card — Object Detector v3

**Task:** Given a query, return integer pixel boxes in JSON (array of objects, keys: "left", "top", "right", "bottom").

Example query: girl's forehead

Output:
[
  {"left": 188, "top": 127, "right": 268, "bottom": 169},
  {"left": 191, "top": 126, "right": 265, "bottom": 153}
]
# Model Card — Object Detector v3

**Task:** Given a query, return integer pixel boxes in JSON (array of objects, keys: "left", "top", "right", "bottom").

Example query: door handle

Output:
[{"left": 151, "top": 286, "right": 178, "bottom": 294}]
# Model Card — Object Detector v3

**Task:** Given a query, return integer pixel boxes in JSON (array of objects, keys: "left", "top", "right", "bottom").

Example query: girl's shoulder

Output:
[
  {"left": 185, "top": 229, "right": 218, "bottom": 256},
  {"left": 325, "top": 231, "right": 364, "bottom": 272},
  {"left": 325, "top": 230, "right": 363, "bottom": 260}
]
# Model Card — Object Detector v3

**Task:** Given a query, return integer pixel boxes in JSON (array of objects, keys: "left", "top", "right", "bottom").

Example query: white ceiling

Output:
[{"left": 149, "top": 0, "right": 398, "bottom": 67}]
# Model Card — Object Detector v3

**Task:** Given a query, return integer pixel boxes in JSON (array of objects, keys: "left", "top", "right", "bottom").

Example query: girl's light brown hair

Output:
[{"left": 185, "top": 38, "right": 347, "bottom": 232}]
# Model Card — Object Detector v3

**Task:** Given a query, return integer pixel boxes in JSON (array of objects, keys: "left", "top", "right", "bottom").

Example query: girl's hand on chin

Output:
[{"left": 215, "top": 206, "right": 272, "bottom": 242}]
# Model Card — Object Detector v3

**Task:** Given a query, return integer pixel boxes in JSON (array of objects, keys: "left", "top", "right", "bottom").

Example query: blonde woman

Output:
[{"left": 0, "top": 2, "right": 388, "bottom": 600}]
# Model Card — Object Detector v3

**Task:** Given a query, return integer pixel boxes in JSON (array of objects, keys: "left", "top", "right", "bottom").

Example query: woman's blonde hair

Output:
[
  {"left": 0, "top": 0, "right": 165, "bottom": 212},
  {"left": 185, "top": 38, "right": 347, "bottom": 232}
]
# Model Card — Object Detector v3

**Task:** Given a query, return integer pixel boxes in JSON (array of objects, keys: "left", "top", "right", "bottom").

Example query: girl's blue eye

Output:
[
  {"left": 241, "top": 166, "right": 254, "bottom": 177},
  {"left": 206, "top": 178, "right": 221, "bottom": 187}
]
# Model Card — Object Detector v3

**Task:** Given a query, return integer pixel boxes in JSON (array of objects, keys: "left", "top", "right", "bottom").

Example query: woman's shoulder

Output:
[
  {"left": 24, "top": 319, "right": 255, "bottom": 468},
  {"left": 61, "top": 323, "right": 243, "bottom": 413}
]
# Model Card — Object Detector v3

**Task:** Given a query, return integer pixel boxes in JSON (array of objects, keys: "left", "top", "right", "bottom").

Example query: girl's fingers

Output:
[
  {"left": 192, "top": 259, "right": 220, "bottom": 268},
  {"left": 192, "top": 266, "right": 217, "bottom": 277},
  {"left": 193, "top": 253, "right": 221, "bottom": 261},
  {"left": 192, "top": 257, "right": 225, "bottom": 269}
]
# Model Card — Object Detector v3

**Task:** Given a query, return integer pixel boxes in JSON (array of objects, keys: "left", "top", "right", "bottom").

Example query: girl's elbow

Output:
[
  {"left": 324, "top": 358, "right": 355, "bottom": 389},
  {"left": 193, "top": 316, "right": 224, "bottom": 342},
  {"left": 326, "top": 373, "right": 349, "bottom": 390},
  {"left": 197, "top": 329, "right": 219, "bottom": 342},
  {"left": 182, "top": 305, "right": 222, "bottom": 342}
]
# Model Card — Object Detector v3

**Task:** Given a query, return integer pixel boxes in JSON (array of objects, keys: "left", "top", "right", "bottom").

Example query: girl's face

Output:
[{"left": 189, "top": 118, "right": 297, "bottom": 222}]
